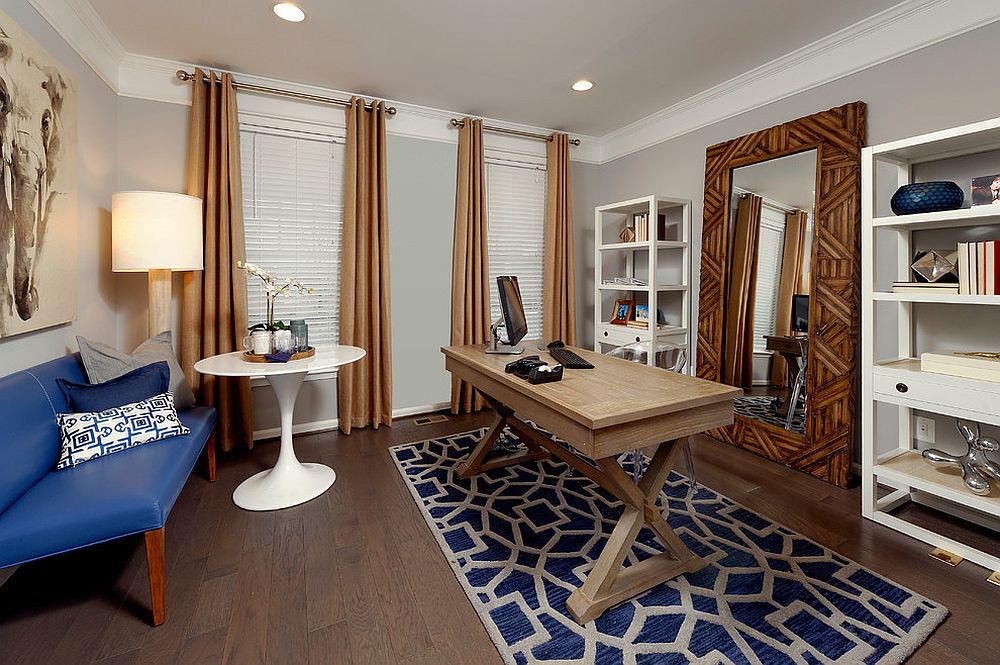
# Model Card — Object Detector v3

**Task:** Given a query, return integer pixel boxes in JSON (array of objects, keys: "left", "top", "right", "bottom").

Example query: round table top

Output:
[{"left": 193, "top": 345, "right": 366, "bottom": 378}]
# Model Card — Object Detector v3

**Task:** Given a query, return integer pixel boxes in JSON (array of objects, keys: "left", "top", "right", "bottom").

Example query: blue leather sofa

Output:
[{"left": 0, "top": 354, "right": 217, "bottom": 626}]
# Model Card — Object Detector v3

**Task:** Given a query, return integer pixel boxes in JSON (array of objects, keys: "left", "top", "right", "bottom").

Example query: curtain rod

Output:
[
  {"left": 449, "top": 118, "right": 581, "bottom": 146},
  {"left": 175, "top": 70, "right": 397, "bottom": 116}
]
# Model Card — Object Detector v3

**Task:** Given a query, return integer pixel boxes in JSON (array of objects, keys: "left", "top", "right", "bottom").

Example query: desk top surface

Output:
[{"left": 442, "top": 342, "right": 739, "bottom": 430}]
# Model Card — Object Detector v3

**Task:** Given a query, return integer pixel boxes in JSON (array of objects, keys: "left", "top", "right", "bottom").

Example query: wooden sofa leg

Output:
[
  {"left": 144, "top": 528, "right": 166, "bottom": 626},
  {"left": 206, "top": 432, "right": 217, "bottom": 483}
]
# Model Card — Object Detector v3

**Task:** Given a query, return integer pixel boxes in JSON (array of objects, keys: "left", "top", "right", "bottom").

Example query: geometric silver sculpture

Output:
[
  {"left": 911, "top": 249, "right": 958, "bottom": 282},
  {"left": 922, "top": 420, "right": 1000, "bottom": 495}
]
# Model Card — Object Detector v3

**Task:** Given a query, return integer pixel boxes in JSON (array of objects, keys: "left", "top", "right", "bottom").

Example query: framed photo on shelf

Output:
[
  {"left": 971, "top": 174, "right": 1000, "bottom": 206},
  {"left": 634, "top": 304, "right": 649, "bottom": 322},
  {"left": 610, "top": 299, "right": 634, "bottom": 325}
]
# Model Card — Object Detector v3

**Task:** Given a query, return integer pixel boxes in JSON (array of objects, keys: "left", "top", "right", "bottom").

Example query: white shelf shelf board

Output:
[
  {"left": 598, "top": 241, "right": 688, "bottom": 251},
  {"left": 875, "top": 450, "right": 1000, "bottom": 518},
  {"left": 596, "top": 196, "right": 687, "bottom": 216},
  {"left": 870, "top": 117, "right": 1000, "bottom": 164},
  {"left": 872, "top": 205, "right": 1000, "bottom": 230},
  {"left": 872, "top": 292, "right": 1000, "bottom": 305}
]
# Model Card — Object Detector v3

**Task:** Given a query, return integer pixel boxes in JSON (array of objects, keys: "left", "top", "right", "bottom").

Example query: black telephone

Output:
[
  {"left": 504, "top": 355, "right": 564, "bottom": 384},
  {"left": 505, "top": 355, "right": 546, "bottom": 378}
]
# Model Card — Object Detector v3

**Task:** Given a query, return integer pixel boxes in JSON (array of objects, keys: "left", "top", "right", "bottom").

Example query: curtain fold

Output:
[
  {"left": 180, "top": 68, "right": 253, "bottom": 453},
  {"left": 770, "top": 210, "right": 809, "bottom": 387},
  {"left": 543, "top": 133, "right": 576, "bottom": 345},
  {"left": 450, "top": 118, "right": 489, "bottom": 414},
  {"left": 338, "top": 97, "right": 393, "bottom": 435},
  {"left": 723, "top": 194, "right": 762, "bottom": 389}
]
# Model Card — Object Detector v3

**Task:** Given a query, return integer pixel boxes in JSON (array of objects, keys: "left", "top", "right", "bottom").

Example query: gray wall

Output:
[
  {"left": 583, "top": 22, "right": 1000, "bottom": 460},
  {"left": 0, "top": 1, "right": 119, "bottom": 376}
]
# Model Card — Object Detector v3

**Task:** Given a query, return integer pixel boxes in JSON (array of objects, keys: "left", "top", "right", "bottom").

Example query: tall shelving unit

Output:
[
  {"left": 593, "top": 196, "right": 691, "bottom": 369},
  {"left": 861, "top": 117, "right": 1000, "bottom": 576}
]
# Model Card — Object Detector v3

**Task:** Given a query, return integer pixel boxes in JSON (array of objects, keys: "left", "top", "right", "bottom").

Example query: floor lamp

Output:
[{"left": 112, "top": 192, "right": 203, "bottom": 336}]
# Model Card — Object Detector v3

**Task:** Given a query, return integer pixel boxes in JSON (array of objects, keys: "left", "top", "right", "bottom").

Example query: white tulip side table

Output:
[{"left": 194, "top": 346, "right": 365, "bottom": 511}]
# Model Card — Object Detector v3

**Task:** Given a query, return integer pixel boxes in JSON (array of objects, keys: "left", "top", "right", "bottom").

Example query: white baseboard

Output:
[{"left": 251, "top": 400, "right": 451, "bottom": 441}]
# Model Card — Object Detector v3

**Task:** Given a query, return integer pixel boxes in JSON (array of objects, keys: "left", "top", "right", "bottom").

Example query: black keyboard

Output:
[{"left": 548, "top": 347, "right": 594, "bottom": 369}]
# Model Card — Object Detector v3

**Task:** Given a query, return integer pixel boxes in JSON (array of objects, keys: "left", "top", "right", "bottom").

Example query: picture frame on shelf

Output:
[
  {"left": 610, "top": 299, "right": 634, "bottom": 325},
  {"left": 971, "top": 174, "right": 1000, "bottom": 207},
  {"left": 634, "top": 304, "right": 649, "bottom": 323}
]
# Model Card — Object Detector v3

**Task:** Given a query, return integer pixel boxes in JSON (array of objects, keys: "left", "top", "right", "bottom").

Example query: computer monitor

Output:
[
  {"left": 791, "top": 294, "right": 809, "bottom": 333},
  {"left": 488, "top": 276, "right": 528, "bottom": 354}
]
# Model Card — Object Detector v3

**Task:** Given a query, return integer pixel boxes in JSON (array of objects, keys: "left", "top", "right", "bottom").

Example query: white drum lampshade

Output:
[{"left": 112, "top": 191, "right": 204, "bottom": 335}]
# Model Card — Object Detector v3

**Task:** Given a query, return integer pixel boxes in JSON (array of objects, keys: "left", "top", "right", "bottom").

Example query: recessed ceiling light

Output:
[
  {"left": 571, "top": 79, "right": 594, "bottom": 92},
  {"left": 273, "top": 2, "right": 305, "bottom": 22}
]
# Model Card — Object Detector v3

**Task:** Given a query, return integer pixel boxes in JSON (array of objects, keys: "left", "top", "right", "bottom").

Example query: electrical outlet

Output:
[{"left": 916, "top": 416, "right": 935, "bottom": 443}]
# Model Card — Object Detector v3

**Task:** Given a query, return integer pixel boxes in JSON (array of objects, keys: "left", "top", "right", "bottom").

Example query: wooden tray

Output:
[{"left": 242, "top": 346, "right": 316, "bottom": 363}]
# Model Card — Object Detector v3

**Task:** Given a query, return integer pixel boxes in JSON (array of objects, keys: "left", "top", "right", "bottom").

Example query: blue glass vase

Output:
[{"left": 890, "top": 181, "right": 964, "bottom": 215}]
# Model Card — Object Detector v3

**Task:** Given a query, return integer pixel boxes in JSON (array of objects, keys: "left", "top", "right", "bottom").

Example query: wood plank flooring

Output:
[{"left": 0, "top": 412, "right": 998, "bottom": 664}]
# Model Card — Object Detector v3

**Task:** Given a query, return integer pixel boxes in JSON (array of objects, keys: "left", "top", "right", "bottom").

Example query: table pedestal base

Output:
[{"left": 233, "top": 462, "right": 336, "bottom": 511}]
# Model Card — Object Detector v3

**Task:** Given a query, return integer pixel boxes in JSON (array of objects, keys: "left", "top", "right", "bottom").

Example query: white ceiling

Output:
[{"left": 88, "top": 0, "right": 902, "bottom": 136}]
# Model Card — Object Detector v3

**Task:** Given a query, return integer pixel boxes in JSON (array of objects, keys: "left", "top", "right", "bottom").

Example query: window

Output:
[
  {"left": 240, "top": 128, "right": 344, "bottom": 345},
  {"left": 486, "top": 159, "right": 546, "bottom": 339},
  {"left": 752, "top": 205, "right": 786, "bottom": 354}
]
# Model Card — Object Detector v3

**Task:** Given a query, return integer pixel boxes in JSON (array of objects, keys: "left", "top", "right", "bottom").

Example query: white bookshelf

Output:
[
  {"left": 861, "top": 116, "right": 1000, "bottom": 575},
  {"left": 593, "top": 196, "right": 691, "bottom": 369}
]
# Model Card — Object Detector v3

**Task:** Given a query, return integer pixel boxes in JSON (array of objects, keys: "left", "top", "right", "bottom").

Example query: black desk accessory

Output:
[{"left": 546, "top": 341, "right": 595, "bottom": 369}]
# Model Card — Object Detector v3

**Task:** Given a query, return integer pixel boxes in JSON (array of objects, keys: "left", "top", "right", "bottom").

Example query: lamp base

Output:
[{"left": 148, "top": 269, "right": 172, "bottom": 337}]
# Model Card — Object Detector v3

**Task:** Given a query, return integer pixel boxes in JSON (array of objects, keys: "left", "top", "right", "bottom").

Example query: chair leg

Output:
[
  {"left": 144, "top": 528, "right": 166, "bottom": 626},
  {"left": 205, "top": 432, "right": 217, "bottom": 482}
]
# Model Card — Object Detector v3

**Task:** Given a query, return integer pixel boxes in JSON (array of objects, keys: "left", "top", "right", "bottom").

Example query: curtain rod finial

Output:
[{"left": 176, "top": 70, "right": 193, "bottom": 81}]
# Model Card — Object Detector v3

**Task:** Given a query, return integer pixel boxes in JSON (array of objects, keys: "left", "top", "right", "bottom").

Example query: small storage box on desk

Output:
[{"left": 861, "top": 115, "right": 1000, "bottom": 579}]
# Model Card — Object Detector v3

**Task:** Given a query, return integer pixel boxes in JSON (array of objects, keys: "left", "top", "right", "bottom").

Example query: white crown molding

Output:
[
  {"left": 118, "top": 53, "right": 604, "bottom": 163},
  {"left": 28, "top": 0, "right": 1000, "bottom": 165},
  {"left": 596, "top": 0, "right": 1000, "bottom": 163},
  {"left": 27, "top": 0, "right": 123, "bottom": 89}
]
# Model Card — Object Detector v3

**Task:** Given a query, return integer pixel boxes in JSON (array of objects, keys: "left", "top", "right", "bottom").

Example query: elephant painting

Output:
[{"left": 0, "top": 11, "right": 76, "bottom": 338}]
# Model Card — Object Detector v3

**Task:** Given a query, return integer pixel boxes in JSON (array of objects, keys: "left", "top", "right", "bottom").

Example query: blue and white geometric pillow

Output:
[{"left": 55, "top": 392, "right": 190, "bottom": 469}]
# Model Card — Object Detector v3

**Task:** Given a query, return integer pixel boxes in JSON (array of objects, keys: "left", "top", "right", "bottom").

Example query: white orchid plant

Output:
[{"left": 237, "top": 261, "right": 314, "bottom": 331}]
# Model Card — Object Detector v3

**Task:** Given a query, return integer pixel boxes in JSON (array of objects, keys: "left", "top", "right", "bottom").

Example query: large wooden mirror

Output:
[{"left": 696, "top": 102, "right": 866, "bottom": 487}]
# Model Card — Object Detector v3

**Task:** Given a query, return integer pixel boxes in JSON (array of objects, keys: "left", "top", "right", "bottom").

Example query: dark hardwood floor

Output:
[{"left": 1, "top": 412, "right": 998, "bottom": 664}]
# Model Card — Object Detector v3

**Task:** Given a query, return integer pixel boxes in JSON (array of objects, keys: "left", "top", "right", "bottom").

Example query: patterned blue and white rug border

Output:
[{"left": 391, "top": 428, "right": 948, "bottom": 664}]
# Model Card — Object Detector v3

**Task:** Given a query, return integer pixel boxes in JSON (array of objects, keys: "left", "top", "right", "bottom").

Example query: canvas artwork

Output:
[{"left": 0, "top": 9, "right": 76, "bottom": 338}]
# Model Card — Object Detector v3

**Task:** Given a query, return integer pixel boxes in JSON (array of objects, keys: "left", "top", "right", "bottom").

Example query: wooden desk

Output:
[
  {"left": 442, "top": 343, "right": 739, "bottom": 623},
  {"left": 764, "top": 334, "right": 808, "bottom": 416}
]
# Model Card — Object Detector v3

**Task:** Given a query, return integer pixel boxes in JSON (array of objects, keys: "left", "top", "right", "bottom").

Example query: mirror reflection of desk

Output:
[{"left": 764, "top": 334, "right": 807, "bottom": 417}]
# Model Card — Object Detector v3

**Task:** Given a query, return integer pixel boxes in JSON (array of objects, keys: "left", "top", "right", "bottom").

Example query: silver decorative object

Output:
[
  {"left": 922, "top": 420, "right": 1000, "bottom": 495},
  {"left": 910, "top": 249, "right": 958, "bottom": 283}
]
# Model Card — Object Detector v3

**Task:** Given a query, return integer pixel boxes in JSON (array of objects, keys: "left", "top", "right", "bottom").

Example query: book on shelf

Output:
[
  {"left": 891, "top": 282, "right": 959, "bottom": 294},
  {"left": 920, "top": 350, "right": 1000, "bottom": 383},
  {"left": 957, "top": 240, "right": 1000, "bottom": 295}
]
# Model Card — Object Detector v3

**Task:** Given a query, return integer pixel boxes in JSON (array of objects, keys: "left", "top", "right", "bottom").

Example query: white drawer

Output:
[
  {"left": 873, "top": 360, "right": 1000, "bottom": 426},
  {"left": 597, "top": 325, "right": 648, "bottom": 347}
]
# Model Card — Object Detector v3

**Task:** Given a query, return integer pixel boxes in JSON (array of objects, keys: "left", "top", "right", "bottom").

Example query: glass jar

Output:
[{"left": 290, "top": 319, "right": 309, "bottom": 352}]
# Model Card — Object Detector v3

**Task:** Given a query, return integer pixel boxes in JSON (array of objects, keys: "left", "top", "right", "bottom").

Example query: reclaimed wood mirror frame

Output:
[{"left": 696, "top": 102, "right": 867, "bottom": 487}]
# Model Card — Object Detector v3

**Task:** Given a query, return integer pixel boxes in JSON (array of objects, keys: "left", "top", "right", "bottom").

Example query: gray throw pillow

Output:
[{"left": 77, "top": 331, "right": 197, "bottom": 410}]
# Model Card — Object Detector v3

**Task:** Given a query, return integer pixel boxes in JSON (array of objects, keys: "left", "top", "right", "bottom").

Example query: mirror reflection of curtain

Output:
[
  {"left": 770, "top": 210, "right": 808, "bottom": 387},
  {"left": 724, "top": 193, "right": 762, "bottom": 388}
]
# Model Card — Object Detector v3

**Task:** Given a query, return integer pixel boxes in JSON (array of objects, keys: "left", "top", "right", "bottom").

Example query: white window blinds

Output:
[
  {"left": 486, "top": 159, "right": 547, "bottom": 340},
  {"left": 752, "top": 206, "right": 786, "bottom": 354},
  {"left": 240, "top": 128, "right": 345, "bottom": 346}
]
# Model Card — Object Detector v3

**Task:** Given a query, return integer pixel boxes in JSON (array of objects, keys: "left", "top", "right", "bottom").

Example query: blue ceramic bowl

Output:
[{"left": 891, "top": 181, "right": 964, "bottom": 215}]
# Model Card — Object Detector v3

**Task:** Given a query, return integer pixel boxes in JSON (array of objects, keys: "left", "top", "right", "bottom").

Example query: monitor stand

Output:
[{"left": 485, "top": 318, "right": 524, "bottom": 355}]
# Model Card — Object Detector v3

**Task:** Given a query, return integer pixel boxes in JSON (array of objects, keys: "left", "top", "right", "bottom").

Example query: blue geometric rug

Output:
[{"left": 391, "top": 428, "right": 948, "bottom": 665}]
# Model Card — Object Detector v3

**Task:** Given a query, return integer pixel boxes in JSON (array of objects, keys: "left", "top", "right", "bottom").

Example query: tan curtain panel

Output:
[
  {"left": 543, "top": 133, "right": 577, "bottom": 345},
  {"left": 338, "top": 97, "right": 393, "bottom": 435},
  {"left": 450, "top": 118, "right": 490, "bottom": 414},
  {"left": 723, "top": 193, "right": 762, "bottom": 389},
  {"left": 770, "top": 210, "right": 809, "bottom": 387},
  {"left": 180, "top": 68, "right": 253, "bottom": 453}
]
